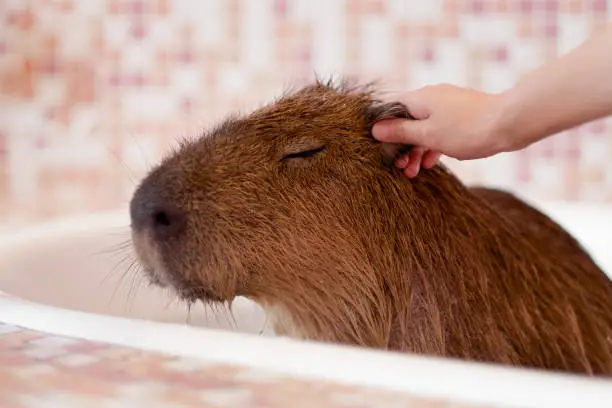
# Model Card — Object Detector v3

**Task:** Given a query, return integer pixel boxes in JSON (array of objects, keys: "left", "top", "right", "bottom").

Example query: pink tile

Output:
[
  {"left": 180, "top": 97, "right": 194, "bottom": 115},
  {"left": 108, "top": 0, "right": 121, "bottom": 14},
  {"left": 564, "top": 0, "right": 584, "bottom": 13},
  {"left": 585, "top": 120, "right": 606, "bottom": 134},
  {"left": 516, "top": 151, "right": 532, "bottom": 183},
  {"left": 362, "top": 0, "right": 386, "bottom": 14},
  {"left": 126, "top": 0, "right": 146, "bottom": 15},
  {"left": 128, "top": 73, "right": 145, "bottom": 87},
  {"left": 155, "top": 0, "right": 170, "bottom": 14},
  {"left": 6, "top": 10, "right": 35, "bottom": 30},
  {"left": 177, "top": 50, "right": 195, "bottom": 64},
  {"left": 418, "top": 45, "right": 436, "bottom": 63},
  {"left": 489, "top": 45, "right": 509, "bottom": 62},
  {"left": 543, "top": 22, "right": 558, "bottom": 37},
  {"left": 39, "top": 55, "right": 61, "bottom": 76},
  {"left": 34, "top": 136, "right": 46, "bottom": 150},
  {"left": 590, "top": 0, "right": 608, "bottom": 12},
  {"left": 109, "top": 73, "right": 122, "bottom": 87},
  {"left": 298, "top": 46, "right": 312, "bottom": 63},
  {"left": 567, "top": 138, "right": 582, "bottom": 160},
  {"left": 130, "top": 21, "right": 147, "bottom": 40},
  {"left": 274, "top": 0, "right": 288, "bottom": 16},
  {"left": 542, "top": 0, "right": 560, "bottom": 13},
  {"left": 517, "top": 0, "right": 534, "bottom": 14},
  {"left": 467, "top": 0, "right": 486, "bottom": 14},
  {"left": 538, "top": 139, "right": 555, "bottom": 159}
]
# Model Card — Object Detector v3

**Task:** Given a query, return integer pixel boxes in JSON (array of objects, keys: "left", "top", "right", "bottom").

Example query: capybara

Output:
[{"left": 129, "top": 79, "right": 612, "bottom": 376}]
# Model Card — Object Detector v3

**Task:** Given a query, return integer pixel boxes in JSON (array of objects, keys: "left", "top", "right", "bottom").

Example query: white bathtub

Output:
[{"left": 1, "top": 200, "right": 612, "bottom": 408}]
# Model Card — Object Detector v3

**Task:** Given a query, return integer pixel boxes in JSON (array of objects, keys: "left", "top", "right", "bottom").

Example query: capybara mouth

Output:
[
  {"left": 141, "top": 263, "right": 225, "bottom": 303},
  {"left": 142, "top": 266, "right": 169, "bottom": 288},
  {"left": 131, "top": 220, "right": 226, "bottom": 304},
  {"left": 176, "top": 286, "right": 225, "bottom": 304}
]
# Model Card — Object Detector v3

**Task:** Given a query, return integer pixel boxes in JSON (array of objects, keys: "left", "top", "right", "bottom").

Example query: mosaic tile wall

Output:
[{"left": 1, "top": 0, "right": 611, "bottom": 225}]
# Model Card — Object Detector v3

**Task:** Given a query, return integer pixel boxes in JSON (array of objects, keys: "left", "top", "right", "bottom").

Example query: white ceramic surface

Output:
[
  {"left": 1, "top": 201, "right": 612, "bottom": 408},
  {"left": 0, "top": 210, "right": 273, "bottom": 336}
]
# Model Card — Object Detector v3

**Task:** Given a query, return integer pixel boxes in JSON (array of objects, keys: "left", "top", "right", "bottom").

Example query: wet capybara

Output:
[{"left": 130, "top": 79, "right": 612, "bottom": 376}]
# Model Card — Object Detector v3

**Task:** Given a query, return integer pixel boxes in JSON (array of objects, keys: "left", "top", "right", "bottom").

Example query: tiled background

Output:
[{"left": 1, "top": 0, "right": 611, "bottom": 226}]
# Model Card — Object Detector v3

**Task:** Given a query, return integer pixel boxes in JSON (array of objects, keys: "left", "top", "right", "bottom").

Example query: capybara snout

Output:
[{"left": 130, "top": 79, "right": 612, "bottom": 376}]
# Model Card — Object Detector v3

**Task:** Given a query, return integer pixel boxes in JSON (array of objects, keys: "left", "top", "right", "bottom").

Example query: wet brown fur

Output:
[{"left": 131, "top": 79, "right": 612, "bottom": 376}]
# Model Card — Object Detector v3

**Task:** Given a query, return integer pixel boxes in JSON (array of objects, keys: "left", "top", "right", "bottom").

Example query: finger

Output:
[
  {"left": 396, "top": 145, "right": 425, "bottom": 170},
  {"left": 395, "top": 152, "right": 411, "bottom": 169},
  {"left": 372, "top": 118, "right": 428, "bottom": 145},
  {"left": 422, "top": 151, "right": 442, "bottom": 169},
  {"left": 403, "top": 146, "right": 426, "bottom": 178}
]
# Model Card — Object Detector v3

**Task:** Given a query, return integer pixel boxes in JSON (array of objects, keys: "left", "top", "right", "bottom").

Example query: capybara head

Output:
[
  {"left": 130, "top": 80, "right": 417, "bottom": 338},
  {"left": 130, "top": 79, "right": 612, "bottom": 375}
]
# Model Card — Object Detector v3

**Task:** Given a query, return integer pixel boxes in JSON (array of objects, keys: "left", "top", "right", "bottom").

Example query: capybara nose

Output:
[{"left": 130, "top": 186, "right": 187, "bottom": 241}]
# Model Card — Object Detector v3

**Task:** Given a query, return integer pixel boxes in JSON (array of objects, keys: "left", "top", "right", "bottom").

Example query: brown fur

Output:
[{"left": 130, "top": 79, "right": 612, "bottom": 376}]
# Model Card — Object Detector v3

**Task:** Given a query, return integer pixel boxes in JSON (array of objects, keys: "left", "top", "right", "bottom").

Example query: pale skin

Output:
[{"left": 373, "top": 22, "right": 612, "bottom": 178}]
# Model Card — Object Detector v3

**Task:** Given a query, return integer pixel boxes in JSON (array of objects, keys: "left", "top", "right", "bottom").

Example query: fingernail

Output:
[
  {"left": 423, "top": 153, "right": 440, "bottom": 169},
  {"left": 404, "top": 165, "right": 419, "bottom": 178}
]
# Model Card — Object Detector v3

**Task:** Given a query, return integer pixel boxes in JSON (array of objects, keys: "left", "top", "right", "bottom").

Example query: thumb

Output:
[{"left": 372, "top": 118, "right": 429, "bottom": 146}]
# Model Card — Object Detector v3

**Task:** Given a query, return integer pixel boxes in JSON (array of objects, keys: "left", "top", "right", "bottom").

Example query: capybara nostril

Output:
[
  {"left": 130, "top": 186, "right": 187, "bottom": 241},
  {"left": 148, "top": 204, "right": 187, "bottom": 240}
]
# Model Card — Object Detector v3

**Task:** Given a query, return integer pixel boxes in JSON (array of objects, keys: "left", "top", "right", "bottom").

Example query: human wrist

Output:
[
  {"left": 481, "top": 92, "right": 519, "bottom": 155},
  {"left": 487, "top": 88, "right": 541, "bottom": 154}
]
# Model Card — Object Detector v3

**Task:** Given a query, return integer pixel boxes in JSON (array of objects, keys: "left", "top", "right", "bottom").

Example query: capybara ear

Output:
[
  {"left": 366, "top": 101, "right": 414, "bottom": 168},
  {"left": 366, "top": 101, "right": 413, "bottom": 123}
]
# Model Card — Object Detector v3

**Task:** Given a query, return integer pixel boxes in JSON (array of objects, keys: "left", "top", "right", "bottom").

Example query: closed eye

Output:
[{"left": 281, "top": 146, "right": 327, "bottom": 161}]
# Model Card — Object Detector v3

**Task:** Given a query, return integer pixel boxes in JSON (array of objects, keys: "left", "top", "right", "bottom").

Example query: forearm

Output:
[{"left": 495, "top": 23, "right": 612, "bottom": 152}]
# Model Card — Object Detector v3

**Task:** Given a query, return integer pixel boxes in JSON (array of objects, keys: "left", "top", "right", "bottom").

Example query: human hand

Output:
[{"left": 372, "top": 84, "right": 507, "bottom": 177}]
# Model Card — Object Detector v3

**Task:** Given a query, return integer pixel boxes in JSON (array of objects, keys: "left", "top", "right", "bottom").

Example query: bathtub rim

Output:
[{"left": 0, "top": 208, "right": 612, "bottom": 408}]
